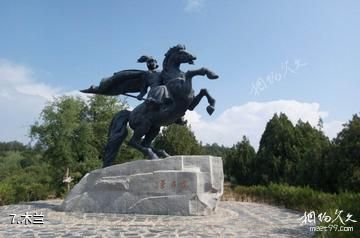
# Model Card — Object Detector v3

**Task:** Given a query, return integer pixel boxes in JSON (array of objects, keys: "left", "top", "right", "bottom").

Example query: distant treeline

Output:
[
  {"left": 0, "top": 141, "right": 28, "bottom": 154},
  {"left": 221, "top": 113, "right": 359, "bottom": 194},
  {"left": 0, "top": 95, "right": 359, "bottom": 205}
]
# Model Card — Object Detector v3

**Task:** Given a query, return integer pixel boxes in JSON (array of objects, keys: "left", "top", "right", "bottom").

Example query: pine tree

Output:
[
  {"left": 294, "top": 120, "right": 330, "bottom": 188},
  {"left": 153, "top": 124, "right": 202, "bottom": 155},
  {"left": 224, "top": 136, "right": 256, "bottom": 185},
  {"left": 334, "top": 114, "right": 360, "bottom": 192},
  {"left": 255, "top": 113, "right": 299, "bottom": 184}
]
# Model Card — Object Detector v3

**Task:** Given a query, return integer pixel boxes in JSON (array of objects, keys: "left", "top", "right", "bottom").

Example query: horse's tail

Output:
[
  {"left": 102, "top": 110, "right": 131, "bottom": 168},
  {"left": 107, "top": 110, "right": 129, "bottom": 137}
]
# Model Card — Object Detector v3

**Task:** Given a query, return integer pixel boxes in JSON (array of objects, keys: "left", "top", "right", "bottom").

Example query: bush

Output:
[
  {"left": 0, "top": 150, "right": 54, "bottom": 205},
  {"left": 231, "top": 184, "right": 359, "bottom": 237},
  {"left": 0, "top": 182, "right": 16, "bottom": 205}
]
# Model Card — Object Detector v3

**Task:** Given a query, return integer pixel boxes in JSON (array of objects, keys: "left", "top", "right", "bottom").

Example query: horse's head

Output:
[{"left": 163, "top": 44, "right": 197, "bottom": 70}]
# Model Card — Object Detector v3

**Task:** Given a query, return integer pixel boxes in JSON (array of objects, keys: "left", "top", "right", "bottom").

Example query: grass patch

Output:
[{"left": 226, "top": 183, "right": 360, "bottom": 237}]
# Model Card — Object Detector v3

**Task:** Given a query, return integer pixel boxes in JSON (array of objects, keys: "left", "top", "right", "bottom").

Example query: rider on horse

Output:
[{"left": 80, "top": 45, "right": 218, "bottom": 167}]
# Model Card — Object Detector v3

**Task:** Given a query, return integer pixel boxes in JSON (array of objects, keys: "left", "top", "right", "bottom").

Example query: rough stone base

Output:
[{"left": 60, "top": 156, "right": 224, "bottom": 215}]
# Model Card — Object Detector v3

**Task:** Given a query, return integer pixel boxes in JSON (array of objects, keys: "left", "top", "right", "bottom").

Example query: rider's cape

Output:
[{"left": 80, "top": 70, "right": 147, "bottom": 96}]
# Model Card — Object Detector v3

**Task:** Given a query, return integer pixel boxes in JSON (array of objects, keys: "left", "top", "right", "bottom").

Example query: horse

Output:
[{"left": 102, "top": 45, "right": 218, "bottom": 167}]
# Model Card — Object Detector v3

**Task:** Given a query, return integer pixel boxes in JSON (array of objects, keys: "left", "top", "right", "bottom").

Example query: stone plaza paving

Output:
[{"left": 0, "top": 200, "right": 314, "bottom": 237}]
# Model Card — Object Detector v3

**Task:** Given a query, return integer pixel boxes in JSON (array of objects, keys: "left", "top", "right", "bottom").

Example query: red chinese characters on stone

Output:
[
  {"left": 159, "top": 180, "right": 165, "bottom": 189},
  {"left": 159, "top": 180, "right": 188, "bottom": 189},
  {"left": 180, "top": 180, "right": 187, "bottom": 189}
]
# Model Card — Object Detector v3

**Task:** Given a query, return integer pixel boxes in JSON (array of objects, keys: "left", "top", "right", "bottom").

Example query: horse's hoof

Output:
[
  {"left": 150, "top": 154, "right": 159, "bottom": 160},
  {"left": 206, "top": 105, "right": 215, "bottom": 115},
  {"left": 160, "top": 150, "right": 170, "bottom": 158},
  {"left": 147, "top": 148, "right": 159, "bottom": 160},
  {"left": 207, "top": 71, "right": 219, "bottom": 80}
]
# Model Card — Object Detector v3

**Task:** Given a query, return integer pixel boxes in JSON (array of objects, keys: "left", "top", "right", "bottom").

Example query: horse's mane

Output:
[{"left": 162, "top": 44, "right": 186, "bottom": 70}]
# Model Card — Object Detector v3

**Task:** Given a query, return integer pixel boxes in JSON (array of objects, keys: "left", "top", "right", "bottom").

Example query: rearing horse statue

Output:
[{"left": 81, "top": 45, "right": 219, "bottom": 167}]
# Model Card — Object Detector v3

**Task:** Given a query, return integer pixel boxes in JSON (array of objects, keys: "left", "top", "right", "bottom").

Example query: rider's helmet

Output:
[{"left": 137, "top": 55, "right": 159, "bottom": 71}]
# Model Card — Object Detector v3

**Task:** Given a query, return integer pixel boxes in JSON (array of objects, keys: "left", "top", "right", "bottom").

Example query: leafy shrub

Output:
[{"left": 231, "top": 184, "right": 359, "bottom": 237}]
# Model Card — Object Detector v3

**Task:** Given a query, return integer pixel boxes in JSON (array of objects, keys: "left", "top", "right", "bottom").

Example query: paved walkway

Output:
[{"left": 0, "top": 200, "right": 314, "bottom": 237}]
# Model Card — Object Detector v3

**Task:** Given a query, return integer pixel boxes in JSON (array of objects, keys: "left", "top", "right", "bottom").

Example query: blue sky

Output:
[{"left": 0, "top": 0, "right": 359, "bottom": 148}]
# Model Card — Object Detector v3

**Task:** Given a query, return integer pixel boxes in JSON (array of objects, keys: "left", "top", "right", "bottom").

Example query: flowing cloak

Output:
[{"left": 80, "top": 70, "right": 148, "bottom": 96}]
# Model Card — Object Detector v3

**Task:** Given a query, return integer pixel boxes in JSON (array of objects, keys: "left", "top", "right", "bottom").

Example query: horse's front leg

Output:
[
  {"left": 188, "top": 89, "right": 216, "bottom": 115},
  {"left": 185, "top": 67, "right": 219, "bottom": 80}
]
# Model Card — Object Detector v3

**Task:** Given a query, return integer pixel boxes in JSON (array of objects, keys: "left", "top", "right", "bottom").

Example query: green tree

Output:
[
  {"left": 30, "top": 95, "right": 128, "bottom": 195},
  {"left": 153, "top": 124, "right": 202, "bottom": 155},
  {"left": 311, "top": 114, "right": 360, "bottom": 193},
  {"left": 0, "top": 141, "right": 27, "bottom": 157},
  {"left": 0, "top": 151, "right": 23, "bottom": 181},
  {"left": 224, "top": 136, "right": 256, "bottom": 185},
  {"left": 294, "top": 120, "right": 330, "bottom": 188},
  {"left": 0, "top": 150, "right": 52, "bottom": 205},
  {"left": 255, "top": 113, "right": 299, "bottom": 184},
  {"left": 333, "top": 114, "right": 360, "bottom": 192},
  {"left": 87, "top": 95, "right": 124, "bottom": 159},
  {"left": 202, "top": 143, "right": 230, "bottom": 157},
  {"left": 30, "top": 96, "right": 92, "bottom": 193}
]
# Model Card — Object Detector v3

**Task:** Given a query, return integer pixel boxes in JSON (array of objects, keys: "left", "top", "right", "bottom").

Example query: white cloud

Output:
[
  {"left": 0, "top": 59, "right": 60, "bottom": 100},
  {"left": 185, "top": 100, "right": 344, "bottom": 149},
  {"left": 323, "top": 120, "right": 343, "bottom": 139},
  {"left": 184, "top": 0, "right": 205, "bottom": 12},
  {"left": 0, "top": 59, "right": 73, "bottom": 144}
]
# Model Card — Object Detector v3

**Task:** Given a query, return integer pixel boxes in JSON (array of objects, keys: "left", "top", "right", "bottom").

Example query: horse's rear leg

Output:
[
  {"left": 103, "top": 111, "right": 130, "bottom": 168},
  {"left": 141, "top": 126, "right": 170, "bottom": 158},
  {"left": 129, "top": 125, "right": 159, "bottom": 160},
  {"left": 188, "top": 88, "right": 216, "bottom": 115}
]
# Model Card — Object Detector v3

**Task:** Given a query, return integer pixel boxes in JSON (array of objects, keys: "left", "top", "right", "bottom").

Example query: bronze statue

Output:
[{"left": 81, "top": 45, "right": 218, "bottom": 167}]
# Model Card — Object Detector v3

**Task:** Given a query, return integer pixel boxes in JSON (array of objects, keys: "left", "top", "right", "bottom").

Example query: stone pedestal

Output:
[{"left": 60, "top": 156, "right": 224, "bottom": 215}]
